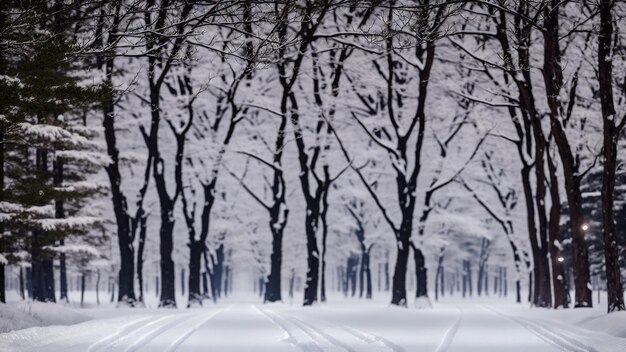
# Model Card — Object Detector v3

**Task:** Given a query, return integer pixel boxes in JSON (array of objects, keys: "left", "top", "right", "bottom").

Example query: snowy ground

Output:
[{"left": 2, "top": 290, "right": 626, "bottom": 351}]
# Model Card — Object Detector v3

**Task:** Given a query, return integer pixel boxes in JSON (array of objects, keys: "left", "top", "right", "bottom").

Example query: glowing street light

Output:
[
  {"left": 582, "top": 224, "right": 589, "bottom": 231},
  {"left": 557, "top": 256, "right": 564, "bottom": 263}
]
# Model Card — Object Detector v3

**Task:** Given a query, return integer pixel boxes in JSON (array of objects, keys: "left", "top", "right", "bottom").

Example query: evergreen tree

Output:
[{"left": 0, "top": 0, "right": 106, "bottom": 302}]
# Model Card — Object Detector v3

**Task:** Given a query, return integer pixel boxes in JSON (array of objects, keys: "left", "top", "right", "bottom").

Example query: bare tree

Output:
[{"left": 597, "top": 0, "right": 626, "bottom": 312}]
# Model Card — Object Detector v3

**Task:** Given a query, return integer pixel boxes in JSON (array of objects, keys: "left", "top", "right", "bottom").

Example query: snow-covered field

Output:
[{"left": 2, "top": 290, "right": 626, "bottom": 351}]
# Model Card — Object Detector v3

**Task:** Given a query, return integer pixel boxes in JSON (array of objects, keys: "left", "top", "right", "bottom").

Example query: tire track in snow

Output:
[
  {"left": 286, "top": 316, "right": 355, "bottom": 352},
  {"left": 163, "top": 305, "right": 232, "bottom": 352},
  {"left": 90, "top": 312, "right": 193, "bottom": 352},
  {"left": 434, "top": 306, "right": 463, "bottom": 352},
  {"left": 281, "top": 310, "right": 402, "bottom": 352},
  {"left": 479, "top": 304, "right": 598, "bottom": 352},
  {"left": 121, "top": 314, "right": 193, "bottom": 352},
  {"left": 253, "top": 305, "right": 324, "bottom": 352},
  {"left": 87, "top": 316, "right": 156, "bottom": 352},
  {"left": 341, "top": 326, "right": 405, "bottom": 352}
]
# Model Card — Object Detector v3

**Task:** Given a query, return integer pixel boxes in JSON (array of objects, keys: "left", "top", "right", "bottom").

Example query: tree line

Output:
[{"left": 0, "top": 0, "right": 625, "bottom": 313}]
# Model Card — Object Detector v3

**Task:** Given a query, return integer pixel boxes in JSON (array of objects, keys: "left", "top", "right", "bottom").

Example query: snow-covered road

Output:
[{"left": 2, "top": 301, "right": 625, "bottom": 352}]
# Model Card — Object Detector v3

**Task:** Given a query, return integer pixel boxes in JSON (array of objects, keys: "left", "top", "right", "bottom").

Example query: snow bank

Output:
[
  {"left": 0, "top": 302, "right": 91, "bottom": 333},
  {"left": 577, "top": 311, "right": 626, "bottom": 338}
]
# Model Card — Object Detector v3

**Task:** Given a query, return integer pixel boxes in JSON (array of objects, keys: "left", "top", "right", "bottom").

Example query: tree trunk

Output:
[
  {"left": 462, "top": 263, "right": 467, "bottom": 298},
  {"left": 494, "top": 268, "right": 499, "bottom": 295},
  {"left": 289, "top": 269, "right": 295, "bottom": 299},
  {"left": 0, "top": 264, "right": 4, "bottom": 303},
  {"left": 32, "top": 233, "right": 55, "bottom": 302},
  {"left": 303, "top": 212, "right": 320, "bottom": 306},
  {"left": 54, "top": 155, "right": 68, "bottom": 304},
  {"left": 467, "top": 260, "right": 473, "bottom": 297},
  {"left": 187, "top": 241, "right": 203, "bottom": 307},
  {"left": 384, "top": 253, "right": 390, "bottom": 291},
  {"left": 136, "top": 214, "right": 147, "bottom": 304},
  {"left": 483, "top": 264, "right": 488, "bottom": 297},
  {"left": 598, "top": 0, "right": 625, "bottom": 313},
  {"left": 59, "top": 250, "right": 68, "bottom": 302},
  {"left": 547, "top": 150, "right": 568, "bottom": 308},
  {"left": 435, "top": 258, "right": 442, "bottom": 301},
  {"left": 413, "top": 246, "right": 428, "bottom": 299},
  {"left": 477, "top": 262, "right": 484, "bottom": 297},
  {"left": 541, "top": 2, "right": 592, "bottom": 308},
  {"left": 504, "top": 268, "right": 508, "bottom": 297},
  {"left": 211, "top": 245, "right": 224, "bottom": 299},
  {"left": 103, "top": 84, "right": 136, "bottom": 307},
  {"left": 80, "top": 273, "right": 85, "bottom": 307},
  {"left": 359, "top": 249, "right": 366, "bottom": 298},
  {"left": 180, "top": 268, "right": 185, "bottom": 296},
  {"left": 320, "top": 189, "right": 329, "bottom": 303},
  {"left": 391, "top": 235, "right": 410, "bottom": 305},
  {"left": 19, "top": 267, "right": 25, "bottom": 300},
  {"left": 96, "top": 269, "right": 100, "bottom": 306},
  {"left": 265, "top": 203, "right": 287, "bottom": 303},
  {"left": 158, "top": 216, "right": 176, "bottom": 308}
]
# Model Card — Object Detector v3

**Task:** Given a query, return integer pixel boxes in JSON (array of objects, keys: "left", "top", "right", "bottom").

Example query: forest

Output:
[{"left": 1, "top": 0, "right": 626, "bottom": 325}]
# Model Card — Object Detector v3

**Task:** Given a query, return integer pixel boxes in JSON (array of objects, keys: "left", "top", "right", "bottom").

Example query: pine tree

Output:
[{"left": 0, "top": 0, "right": 106, "bottom": 303}]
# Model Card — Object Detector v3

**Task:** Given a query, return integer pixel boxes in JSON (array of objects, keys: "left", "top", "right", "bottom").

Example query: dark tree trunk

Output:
[
  {"left": 467, "top": 260, "right": 473, "bottom": 297},
  {"left": 96, "top": 269, "right": 100, "bottom": 306},
  {"left": 462, "top": 263, "right": 467, "bottom": 298},
  {"left": 19, "top": 267, "right": 25, "bottom": 300},
  {"left": 391, "top": 237, "right": 410, "bottom": 305},
  {"left": 413, "top": 246, "right": 428, "bottom": 299},
  {"left": 258, "top": 277, "right": 264, "bottom": 298},
  {"left": 202, "top": 272, "right": 209, "bottom": 299},
  {"left": 59, "top": 250, "right": 68, "bottom": 302},
  {"left": 503, "top": 268, "right": 508, "bottom": 297},
  {"left": 187, "top": 241, "right": 203, "bottom": 306},
  {"left": 377, "top": 263, "right": 381, "bottom": 292},
  {"left": 598, "top": 0, "right": 625, "bottom": 313},
  {"left": 265, "top": 187, "right": 288, "bottom": 303},
  {"left": 211, "top": 244, "right": 224, "bottom": 299},
  {"left": 320, "top": 185, "right": 330, "bottom": 303},
  {"left": 384, "top": 255, "right": 390, "bottom": 291},
  {"left": 32, "top": 232, "right": 56, "bottom": 302},
  {"left": 181, "top": 268, "right": 185, "bottom": 296},
  {"left": 435, "top": 256, "right": 443, "bottom": 301},
  {"left": 265, "top": 226, "right": 285, "bottom": 303},
  {"left": 303, "top": 211, "right": 320, "bottom": 306},
  {"left": 359, "top": 249, "right": 372, "bottom": 299},
  {"left": 0, "top": 127, "right": 3, "bottom": 303},
  {"left": 136, "top": 214, "right": 147, "bottom": 303},
  {"left": 483, "top": 265, "right": 488, "bottom": 296},
  {"left": 223, "top": 265, "right": 231, "bottom": 297},
  {"left": 346, "top": 254, "right": 358, "bottom": 297},
  {"left": 528, "top": 272, "right": 533, "bottom": 302},
  {"left": 288, "top": 269, "right": 295, "bottom": 299},
  {"left": 541, "top": 0, "right": 592, "bottom": 308},
  {"left": 359, "top": 251, "right": 365, "bottom": 298},
  {"left": 494, "top": 268, "right": 499, "bottom": 295},
  {"left": 102, "top": 55, "right": 136, "bottom": 307},
  {"left": 547, "top": 150, "right": 568, "bottom": 308},
  {"left": 477, "top": 262, "right": 484, "bottom": 297},
  {"left": 0, "top": 264, "right": 4, "bottom": 303},
  {"left": 54, "top": 154, "right": 68, "bottom": 303},
  {"left": 80, "top": 273, "right": 85, "bottom": 307},
  {"left": 158, "top": 216, "right": 176, "bottom": 308}
]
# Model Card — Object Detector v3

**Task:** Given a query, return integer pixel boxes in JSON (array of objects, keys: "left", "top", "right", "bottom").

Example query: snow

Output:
[
  {"left": 0, "top": 302, "right": 90, "bottom": 334},
  {"left": 2, "top": 292, "right": 626, "bottom": 351}
]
